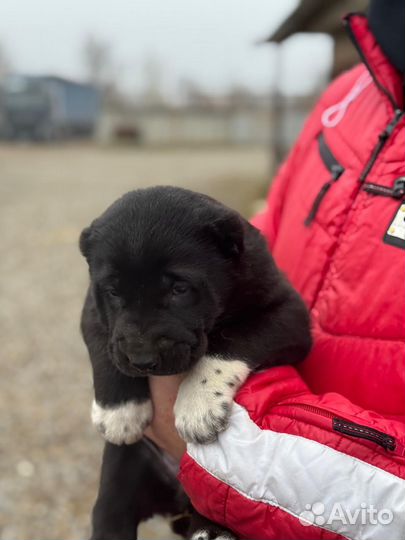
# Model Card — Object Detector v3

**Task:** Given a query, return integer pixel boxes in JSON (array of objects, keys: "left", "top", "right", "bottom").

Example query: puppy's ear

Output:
[
  {"left": 209, "top": 213, "right": 244, "bottom": 258},
  {"left": 79, "top": 225, "right": 93, "bottom": 259}
]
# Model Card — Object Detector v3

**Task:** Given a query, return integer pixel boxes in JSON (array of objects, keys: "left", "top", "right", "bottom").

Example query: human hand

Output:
[{"left": 144, "top": 374, "right": 186, "bottom": 461}]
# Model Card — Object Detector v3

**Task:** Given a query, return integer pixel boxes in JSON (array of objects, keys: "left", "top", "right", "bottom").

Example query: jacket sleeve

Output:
[{"left": 179, "top": 366, "right": 405, "bottom": 540}]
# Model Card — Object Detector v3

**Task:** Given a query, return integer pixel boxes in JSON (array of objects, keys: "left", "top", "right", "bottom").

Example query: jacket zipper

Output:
[
  {"left": 343, "top": 15, "right": 405, "bottom": 192},
  {"left": 304, "top": 17, "right": 404, "bottom": 226},
  {"left": 273, "top": 402, "right": 405, "bottom": 457},
  {"left": 363, "top": 177, "right": 405, "bottom": 199},
  {"left": 340, "top": 18, "right": 405, "bottom": 194},
  {"left": 333, "top": 418, "right": 397, "bottom": 453},
  {"left": 305, "top": 133, "right": 345, "bottom": 226},
  {"left": 359, "top": 109, "right": 404, "bottom": 183}
]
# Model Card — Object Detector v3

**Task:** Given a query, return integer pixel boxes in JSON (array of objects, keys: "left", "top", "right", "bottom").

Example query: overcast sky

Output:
[{"left": 0, "top": 0, "right": 332, "bottom": 98}]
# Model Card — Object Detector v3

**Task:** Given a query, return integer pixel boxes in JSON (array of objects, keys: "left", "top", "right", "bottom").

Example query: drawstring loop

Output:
[{"left": 322, "top": 71, "right": 372, "bottom": 128}]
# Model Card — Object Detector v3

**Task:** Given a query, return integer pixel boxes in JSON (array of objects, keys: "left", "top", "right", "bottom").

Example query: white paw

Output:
[
  {"left": 191, "top": 528, "right": 236, "bottom": 540},
  {"left": 91, "top": 399, "right": 152, "bottom": 445},
  {"left": 174, "top": 357, "right": 250, "bottom": 444}
]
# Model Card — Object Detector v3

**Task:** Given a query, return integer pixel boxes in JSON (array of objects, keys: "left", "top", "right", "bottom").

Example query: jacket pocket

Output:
[
  {"left": 305, "top": 133, "right": 345, "bottom": 226},
  {"left": 272, "top": 402, "right": 405, "bottom": 458}
]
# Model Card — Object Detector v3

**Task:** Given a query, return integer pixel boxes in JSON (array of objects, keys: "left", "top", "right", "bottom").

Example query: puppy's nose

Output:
[{"left": 127, "top": 352, "right": 157, "bottom": 371}]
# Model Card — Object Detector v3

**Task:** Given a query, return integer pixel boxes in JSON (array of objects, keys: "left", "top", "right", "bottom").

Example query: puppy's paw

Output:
[
  {"left": 190, "top": 528, "right": 237, "bottom": 540},
  {"left": 174, "top": 357, "right": 249, "bottom": 444},
  {"left": 91, "top": 399, "right": 152, "bottom": 445}
]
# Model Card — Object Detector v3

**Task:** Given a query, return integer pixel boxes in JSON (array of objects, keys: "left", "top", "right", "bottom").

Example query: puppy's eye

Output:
[
  {"left": 106, "top": 288, "right": 119, "bottom": 298},
  {"left": 172, "top": 281, "right": 190, "bottom": 295}
]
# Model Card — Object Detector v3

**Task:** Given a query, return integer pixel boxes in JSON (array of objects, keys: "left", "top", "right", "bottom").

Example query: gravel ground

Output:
[{"left": 0, "top": 143, "right": 268, "bottom": 540}]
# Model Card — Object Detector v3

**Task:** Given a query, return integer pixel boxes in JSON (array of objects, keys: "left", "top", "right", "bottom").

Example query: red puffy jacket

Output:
[{"left": 179, "top": 14, "right": 405, "bottom": 540}]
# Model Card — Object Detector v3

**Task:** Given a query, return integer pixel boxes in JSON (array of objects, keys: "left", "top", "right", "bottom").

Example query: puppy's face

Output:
[{"left": 80, "top": 187, "right": 245, "bottom": 377}]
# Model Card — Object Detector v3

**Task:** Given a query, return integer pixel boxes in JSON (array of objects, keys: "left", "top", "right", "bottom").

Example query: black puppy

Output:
[{"left": 80, "top": 186, "right": 312, "bottom": 539}]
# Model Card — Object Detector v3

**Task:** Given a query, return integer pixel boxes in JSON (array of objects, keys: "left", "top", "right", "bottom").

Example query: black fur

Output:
[{"left": 79, "top": 186, "right": 312, "bottom": 539}]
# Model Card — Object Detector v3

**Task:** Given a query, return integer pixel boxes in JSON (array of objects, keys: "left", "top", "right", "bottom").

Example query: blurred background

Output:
[{"left": 0, "top": 1, "right": 367, "bottom": 538}]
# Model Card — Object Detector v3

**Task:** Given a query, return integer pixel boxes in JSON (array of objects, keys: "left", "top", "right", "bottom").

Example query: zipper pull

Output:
[
  {"left": 363, "top": 177, "right": 405, "bottom": 199},
  {"left": 333, "top": 418, "right": 401, "bottom": 454},
  {"left": 393, "top": 177, "right": 405, "bottom": 198},
  {"left": 305, "top": 165, "right": 344, "bottom": 226},
  {"left": 394, "top": 439, "right": 405, "bottom": 458}
]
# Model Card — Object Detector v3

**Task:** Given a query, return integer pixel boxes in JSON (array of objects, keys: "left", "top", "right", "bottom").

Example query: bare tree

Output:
[{"left": 82, "top": 35, "right": 117, "bottom": 98}]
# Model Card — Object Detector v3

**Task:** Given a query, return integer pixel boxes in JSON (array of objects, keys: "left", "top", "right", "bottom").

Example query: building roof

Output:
[{"left": 266, "top": 0, "right": 368, "bottom": 42}]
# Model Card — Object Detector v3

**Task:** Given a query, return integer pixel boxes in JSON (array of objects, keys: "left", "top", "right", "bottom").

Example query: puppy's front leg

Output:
[
  {"left": 82, "top": 302, "right": 152, "bottom": 445},
  {"left": 91, "top": 382, "right": 152, "bottom": 446},
  {"left": 174, "top": 356, "right": 250, "bottom": 444},
  {"left": 90, "top": 351, "right": 152, "bottom": 445}
]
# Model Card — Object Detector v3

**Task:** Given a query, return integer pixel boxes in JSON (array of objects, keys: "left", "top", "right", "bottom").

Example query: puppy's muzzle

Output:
[
  {"left": 113, "top": 333, "right": 197, "bottom": 376},
  {"left": 115, "top": 335, "right": 160, "bottom": 374},
  {"left": 126, "top": 351, "right": 158, "bottom": 373}
]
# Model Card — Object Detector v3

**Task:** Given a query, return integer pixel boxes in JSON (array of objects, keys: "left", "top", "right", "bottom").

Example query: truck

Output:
[{"left": 0, "top": 74, "right": 101, "bottom": 140}]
